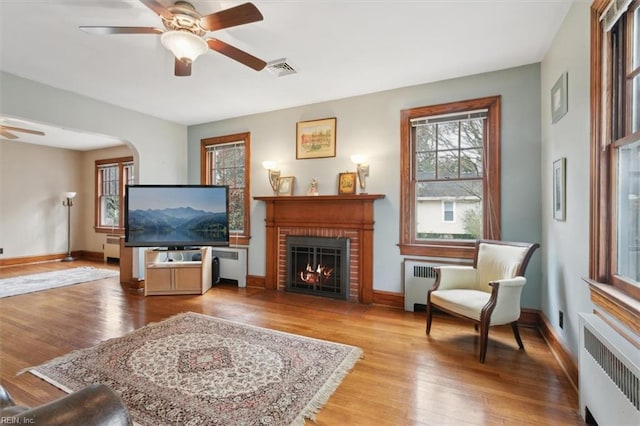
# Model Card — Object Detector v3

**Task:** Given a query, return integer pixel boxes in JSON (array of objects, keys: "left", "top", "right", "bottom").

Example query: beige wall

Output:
[
  {"left": 0, "top": 140, "right": 133, "bottom": 259},
  {"left": 1, "top": 140, "right": 82, "bottom": 258}
]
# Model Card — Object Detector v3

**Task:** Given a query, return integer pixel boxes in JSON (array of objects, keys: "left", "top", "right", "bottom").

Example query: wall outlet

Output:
[
  {"left": 0, "top": 248, "right": 3, "bottom": 254},
  {"left": 559, "top": 310, "right": 564, "bottom": 329}
]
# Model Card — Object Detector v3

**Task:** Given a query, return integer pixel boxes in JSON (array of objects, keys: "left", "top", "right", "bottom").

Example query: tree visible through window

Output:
[
  {"left": 201, "top": 132, "right": 251, "bottom": 246},
  {"left": 95, "top": 157, "right": 134, "bottom": 232},
  {"left": 400, "top": 96, "right": 501, "bottom": 258},
  {"left": 415, "top": 114, "right": 484, "bottom": 239}
]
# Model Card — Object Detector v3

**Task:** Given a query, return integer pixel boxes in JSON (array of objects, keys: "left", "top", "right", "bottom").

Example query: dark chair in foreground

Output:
[
  {"left": 426, "top": 239, "right": 540, "bottom": 363},
  {"left": 0, "top": 383, "right": 132, "bottom": 426}
]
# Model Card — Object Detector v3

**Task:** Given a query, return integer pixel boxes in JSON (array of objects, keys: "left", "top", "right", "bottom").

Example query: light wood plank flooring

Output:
[{"left": 0, "top": 260, "right": 584, "bottom": 425}]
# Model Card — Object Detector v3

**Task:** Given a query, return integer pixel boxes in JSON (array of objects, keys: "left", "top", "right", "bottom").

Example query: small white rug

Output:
[{"left": 0, "top": 267, "right": 119, "bottom": 298}]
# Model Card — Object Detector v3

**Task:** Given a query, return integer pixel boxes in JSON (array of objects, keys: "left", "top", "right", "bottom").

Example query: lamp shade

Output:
[
  {"left": 63, "top": 192, "right": 77, "bottom": 199},
  {"left": 350, "top": 154, "right": 367, "bottom": 164},
  {"left": 262, "top": 160, "right": 277, "bottom": 170},
  {"left": 160, "top": 30, "right": 208, "bottom": 62}
]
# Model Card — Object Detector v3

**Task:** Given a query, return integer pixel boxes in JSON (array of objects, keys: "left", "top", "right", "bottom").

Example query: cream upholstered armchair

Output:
[{"left": 426, "top": 239, "right": 539, "bottom": 363}]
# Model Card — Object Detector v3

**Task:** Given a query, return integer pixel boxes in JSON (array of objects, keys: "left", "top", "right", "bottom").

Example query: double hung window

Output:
[
  {"left": 591, "top": 0, "right": 640, "bottom": 306},
  {"left": 201, "top": 132, "right": 251, "bottom": 246},
  {"left": 399, "top": 96, "right": 501, "bottom": 258},
  {"left": 95, "top": 156, "right": 134, "bottom": 232}
]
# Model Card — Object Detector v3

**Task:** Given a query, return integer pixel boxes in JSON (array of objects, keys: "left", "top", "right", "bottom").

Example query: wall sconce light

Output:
[
  {"left": 62, "top": 191, "right": 77, "bottom": 262},
  {"left": 350, "top": 154, "right": 370, "bottom": 192},
  {"left": 262, "top": 161, "right": 281, "bottom": 194}
]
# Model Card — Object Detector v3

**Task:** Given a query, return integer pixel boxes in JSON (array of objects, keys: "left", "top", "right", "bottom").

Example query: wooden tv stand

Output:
[{"left": 144, "top": 247, "right": 212, "bottom": 296}]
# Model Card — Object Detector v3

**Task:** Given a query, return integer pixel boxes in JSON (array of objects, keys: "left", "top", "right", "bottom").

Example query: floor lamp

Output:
[{"left": 62, "top": 192, "right": 76, "bottom": 262}]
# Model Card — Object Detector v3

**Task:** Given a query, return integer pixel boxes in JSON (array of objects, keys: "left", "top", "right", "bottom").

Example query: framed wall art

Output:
[
  {"left": 296, "top": 117, "right": 337, "bottom": 159},
  {"left": 551, "top": 72, "right": 568, "bottom": 124},
  {"left": 338, "top": 172, "right": 356, "bottom": 195},
  {"left": 277, "top": 176, "right": 295, "bottom": 196},
  {"left": 553, "top": 158, "right": 566, "bottom": 221}
]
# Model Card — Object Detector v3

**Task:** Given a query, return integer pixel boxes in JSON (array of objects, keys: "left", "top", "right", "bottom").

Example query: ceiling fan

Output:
[
  {"left": 0, "top": 125, "right": 45, "bottom": 140},
  {"left": 80, "top": 0, "right": 266, "bottom": 77}
]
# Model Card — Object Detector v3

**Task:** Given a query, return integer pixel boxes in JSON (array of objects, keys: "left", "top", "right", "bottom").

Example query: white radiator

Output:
[
  {"left": 579, "top": 313, "right": 640, "bottom": 425},
  {"left": 403, "top": 259, "right": 438, "bottom": 312},
  {"left": 210, "top": 248, "right": 247, "bottom": 288},
  {"left": 104, "top": 234, "right": 120, "bottom": 261}
]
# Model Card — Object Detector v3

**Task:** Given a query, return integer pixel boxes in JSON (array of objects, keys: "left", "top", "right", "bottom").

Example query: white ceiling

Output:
[{"left": 0, "top": 0, "right": 572, "bottom": 151}]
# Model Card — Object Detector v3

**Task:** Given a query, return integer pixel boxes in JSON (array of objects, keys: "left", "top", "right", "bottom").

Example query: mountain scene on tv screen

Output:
[{"left": 128, "top": 206, "right": 227, "bottom": 244}]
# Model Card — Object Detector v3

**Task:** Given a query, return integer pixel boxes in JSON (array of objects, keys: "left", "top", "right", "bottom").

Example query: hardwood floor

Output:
[{"left": 0, "top": 260, "right": 584, "bottom": 425}]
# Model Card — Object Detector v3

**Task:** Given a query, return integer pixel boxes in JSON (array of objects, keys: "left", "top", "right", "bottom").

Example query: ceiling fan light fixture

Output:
[{"left": 161, "top": 30, "right": 208, "bottom": 62}]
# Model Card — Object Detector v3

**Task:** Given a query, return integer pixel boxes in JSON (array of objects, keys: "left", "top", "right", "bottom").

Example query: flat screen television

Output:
[{"left": 124, "top": 185, "right": 229, "bottom": 248}]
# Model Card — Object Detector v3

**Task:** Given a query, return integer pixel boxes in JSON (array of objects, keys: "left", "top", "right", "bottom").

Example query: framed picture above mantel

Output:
[{"left": 296, "top": 117, "right": 337, "bottom": 159}]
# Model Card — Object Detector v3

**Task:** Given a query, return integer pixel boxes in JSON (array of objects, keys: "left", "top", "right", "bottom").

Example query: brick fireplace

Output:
[
  {"left": 286, "top": 235, "right": 350, "bottom": 299},
  {"left": 254, "top": 194, "right": 384, "bottom": 303}
]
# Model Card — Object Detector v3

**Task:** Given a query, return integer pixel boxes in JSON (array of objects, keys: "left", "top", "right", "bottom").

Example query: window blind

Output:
[
  {"left": 411, "top": 109, "right": 488, "bottom": 127},
  {"left": 204, "top": 141, "right": 244, "bottom": 152},
  {"left": 98, "top": 163, "right": 118, "bottom": 196},
  {"left": 600, "top": 0, "right": 633, "bottom": 31}
]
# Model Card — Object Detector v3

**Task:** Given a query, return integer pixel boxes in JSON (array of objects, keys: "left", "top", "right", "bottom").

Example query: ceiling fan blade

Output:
[
  {"left": 175, "top": 58, "right": 192, "bottom": 77},
  {"left": 80, "top": 26, "right": 163, "bottom": 35},
  {"left": 1, "top": 125, "right": 45, "bottom": 136},
  {"left": 200, "top": 2, "right": 263, "bottom": 32},
  {"left": 139, "top": 0, "right": 174, "bottom": 20},
  {"left": 206, "top": 38, "right": 266, "bottom": 71},
  {"left": 0, "top": 129, "right": 18, "bottom": 139}
]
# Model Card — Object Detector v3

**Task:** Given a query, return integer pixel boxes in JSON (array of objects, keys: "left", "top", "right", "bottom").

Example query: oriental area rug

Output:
[
  {"left": 26, "top": 312, "right": 363, "bottom": 425},
  {"left": 0, "top": 267, "right": 119, "bottom": 298}
]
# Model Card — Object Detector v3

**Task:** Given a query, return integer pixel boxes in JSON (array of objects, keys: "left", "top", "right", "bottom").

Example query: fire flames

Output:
[{"left": 299, "top": 263, "right": 333, "bottom": 284}]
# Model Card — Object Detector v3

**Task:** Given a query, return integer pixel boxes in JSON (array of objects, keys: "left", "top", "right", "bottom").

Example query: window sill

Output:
[
  {"left": 229, "top": 235, "right": 250, "bottom": 246},
  {"left": 95, "top": 227, "right": 124, "bottom": 234},
  {"left": 398, "top": 243, "right": 475, "bottom": 259},
  {"left": 583, "top": 278, "right": 640, "bottom": 339}
]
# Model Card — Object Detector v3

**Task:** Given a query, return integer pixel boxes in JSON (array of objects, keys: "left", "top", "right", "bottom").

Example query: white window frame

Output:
[{"left": 442, "top": 200, "right": 455, "bottom": 223}]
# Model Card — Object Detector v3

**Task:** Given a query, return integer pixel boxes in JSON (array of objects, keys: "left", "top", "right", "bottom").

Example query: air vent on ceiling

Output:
[{"left": 266, "top": 58, "right": 297, "bottom": 77}]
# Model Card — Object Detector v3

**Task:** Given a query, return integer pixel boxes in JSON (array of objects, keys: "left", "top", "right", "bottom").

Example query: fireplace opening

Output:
[{"left": 286, "top": 236, "right": 350, "bottom": 300}]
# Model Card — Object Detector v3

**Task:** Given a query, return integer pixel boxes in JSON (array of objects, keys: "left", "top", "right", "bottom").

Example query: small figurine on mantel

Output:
[{"left": 307, "top": 178, "right": 319, "bottom": 196}]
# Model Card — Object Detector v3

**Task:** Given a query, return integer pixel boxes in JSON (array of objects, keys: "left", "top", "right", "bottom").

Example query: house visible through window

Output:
[
  {"left": 201, "top": 132, "right": 251, "bottom": 246},
  {"left": 399, "top": 96, "right": 501, "bottom": 258},
  {"left": 95, "top": 156, "right": 134, "bottom": 232},
  {"left": 591, "top": 0, "right": 640, "bottom": 301}
]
